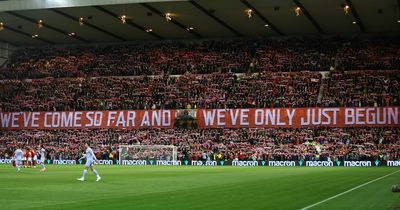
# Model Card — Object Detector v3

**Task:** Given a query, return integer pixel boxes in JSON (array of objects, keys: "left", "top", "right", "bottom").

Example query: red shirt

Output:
[{"left": 26, "top": 151, "right": 32, "bottom": 158}]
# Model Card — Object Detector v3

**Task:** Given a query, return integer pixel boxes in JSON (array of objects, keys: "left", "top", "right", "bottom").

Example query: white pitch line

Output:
[{"left": 300, "top": 170, "right": 400, "bottom": 210}]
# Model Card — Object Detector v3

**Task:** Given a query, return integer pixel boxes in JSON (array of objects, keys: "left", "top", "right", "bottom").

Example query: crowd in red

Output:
[
  {"left": 1, "top": 37, "right": 398, "bottom": 79},
  {"left": 0, "top": 36, "right": 399, "bottom": 162},
  {"left": 1, "top": 127, "right": 399, "bottom": 162},
  {"left": 1, "top": 69, "right": 399, "bottom": 112},
  {"left": 0, "top": 71, "right": 323, "bottom": 111},
  {"left": 321, "top": 70, "right": 400, "bottom": 107}
]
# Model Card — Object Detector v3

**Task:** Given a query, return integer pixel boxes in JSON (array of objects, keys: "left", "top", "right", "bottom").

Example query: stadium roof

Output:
[{"left": 0, "top": 0, "right": 399, "bottom": 45}]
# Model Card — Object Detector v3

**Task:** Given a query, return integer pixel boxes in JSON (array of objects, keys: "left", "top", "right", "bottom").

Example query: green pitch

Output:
[{"left": 0, "top": 165, "right": 399, "bottom": 210}]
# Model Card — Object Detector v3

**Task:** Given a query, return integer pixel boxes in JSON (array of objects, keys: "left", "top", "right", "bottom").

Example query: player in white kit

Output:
[
  {"left": 14, "top": 148, "right": 24, "bottom": 172},
  {"left": 77, "top": 143, "right": 101, "bottom": 182},
  {"left": 38, "top": 146, "right": 46, "bottom": 172}
]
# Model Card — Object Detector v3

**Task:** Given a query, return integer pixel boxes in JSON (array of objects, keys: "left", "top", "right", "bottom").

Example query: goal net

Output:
[{"left": 119, "top": 145, "right": 177, "bottom": 163}]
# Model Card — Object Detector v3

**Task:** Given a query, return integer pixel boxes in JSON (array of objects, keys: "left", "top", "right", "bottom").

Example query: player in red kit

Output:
[
  {"left": 32, "top": 149, "right": 37, "bottom": 168},
  {"left": 26, "top": 148, "right": 33, "bottom": 168}
]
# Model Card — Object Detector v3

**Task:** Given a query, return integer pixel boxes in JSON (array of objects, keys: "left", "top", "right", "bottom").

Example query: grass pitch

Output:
[{"left": 0, "top": 165, "right": 399, "bottom": 210}]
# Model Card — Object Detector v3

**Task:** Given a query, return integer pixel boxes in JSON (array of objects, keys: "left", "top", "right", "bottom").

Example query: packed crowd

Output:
[
  {"left": 1, "top": 40, "right": 249, "bottom": 78},
  {"left": 0, "top": 71, "right": 322, "bottom": 111},
  {"left": 1, "top": 69, "right": 399, "bottom": 111},
  {"left": 0, "top": 127, "right": 398, "bottom": 162},
  {"left": 335, "top": 38, "right": 400, "bottom": 71},
  {"left": 0, "top": 37, "right": 399, "bottom": 163},
  {"left": 321, "top": 70, "right": 400, "bottom": 107},
  {"left": 0, "top": 37, "right": 398, "bottom": 79},
  {"left": 254, "top": 37, "right": 337, "bottom": 72}
]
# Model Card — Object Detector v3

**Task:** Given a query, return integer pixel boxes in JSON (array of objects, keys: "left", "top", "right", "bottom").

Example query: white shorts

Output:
[
  {"left": 27, "top": 158, "right": 32, "bottom": 162},
  {"left": 85, "top": 160, "right": 94, "bottom": 167},
  {"left": 15, "top": 159, "right": 22, "bottom": 166},
  {"left": 40, "top": 158, "right": 45, "bottom": 163}
]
